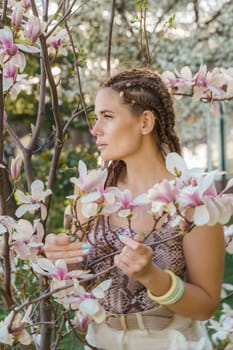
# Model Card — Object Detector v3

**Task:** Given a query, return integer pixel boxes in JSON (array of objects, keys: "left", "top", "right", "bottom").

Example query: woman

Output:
[{"left": 45, "top": 68, "right": 225, "bottom": 350}]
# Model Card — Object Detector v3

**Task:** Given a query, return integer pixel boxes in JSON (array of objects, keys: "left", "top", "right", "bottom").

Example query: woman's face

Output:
[{"left": 92, "top": 87, "right": 145, "bottom": 162}]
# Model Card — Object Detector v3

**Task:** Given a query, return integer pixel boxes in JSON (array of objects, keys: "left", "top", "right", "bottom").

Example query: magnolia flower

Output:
[
  {"left": 11, "top": 2, "right": 24, "bottom": 28},
  {"left": 166, "top": 152, "right": 204, "bottom": 179},
  {"left": 12, "top": 219, "right": 44, "bottom": 260},
  {"left": 32, "top": 258, "right": 88, "bottom": 280},
  {"left": 70, "top": 160, "right": 108, "bottom": 195},
  {"left": 62, "top": 279, "right": 112, "bottom": 323},
  {"left": 15, "top": 179, "right": 52, "bottom": 220},
  {"left": 10, "top": 155, "right": 22, "bottom": 182},
  {"left": 0, "top": 215, "right": 16, "bottom": 234},
  {"left": 0, "top": 27, "right": 19, "bottom": 56},
  {"left": 0, "top": 308, "right": 32, "bottom": 346},
  {"left": 0, "top": 323, "right": 14, "bottom": 346},
  {"left": 47, "top": 29, "right": 68, "bottom": 57},
  {"left": 148, "top": 179, "right": 177, "bottom": 217},
  {"left": 71, "top": 311, "right": 91, "bottom": 333},
  {"left": 224, "top": 224, "right": 233, "bottom": 254},
  {"left": 32, "top": 258, "right": 91, "bottom": 299},
  {"left": 115, "top": 189, "right": 150, "bottom": 218},
  {"left": 208, "top": 305, "right": 233, "bottom": 345},
  {"left": 24, "top": 16, "right": 44, "bottom": 43},
  {"left": 81, "top": 182, "right": 120, "bottom": 218},
  {"left": 3, "top": 60, "right": 28, "bottom": 98},
  {"left": 161, "top": 66, "right": 193, "bottom": 96}
]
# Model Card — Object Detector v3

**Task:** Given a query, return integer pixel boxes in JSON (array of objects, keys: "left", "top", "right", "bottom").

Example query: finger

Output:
[
  {"left": 46, "top": 248, "right": 89, "bottom": 264},
  {"left": 134, "top": 234, "right": 144, "bottom": 243},
  {"left": 45, "top": 233, "right": 70, "bottom": 245},
  {"left": 118, "top": 235, "right": 140, "bottom": 250}
]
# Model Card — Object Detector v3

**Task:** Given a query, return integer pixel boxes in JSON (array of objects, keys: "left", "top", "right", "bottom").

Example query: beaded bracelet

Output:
[{"left": 147, "top": 270, "right": 185, "bottom": 305}]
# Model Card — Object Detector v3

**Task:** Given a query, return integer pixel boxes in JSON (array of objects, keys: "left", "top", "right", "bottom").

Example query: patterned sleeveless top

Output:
[{"left": 87, "top": 216, "right": 186, "bottom": 314}]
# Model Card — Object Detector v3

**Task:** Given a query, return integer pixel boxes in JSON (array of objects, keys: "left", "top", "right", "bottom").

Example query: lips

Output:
[{"left": 96, "top": 143, "right": 107, "bottom": 148}]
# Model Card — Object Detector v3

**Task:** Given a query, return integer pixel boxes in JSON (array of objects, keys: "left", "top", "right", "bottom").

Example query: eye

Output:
[{"left": 104, "top": 114, "right": 113, "bottom": 119}]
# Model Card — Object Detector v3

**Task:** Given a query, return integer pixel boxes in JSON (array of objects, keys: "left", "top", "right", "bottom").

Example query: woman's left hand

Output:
[{"left": 114, "top": 235, "right": 154, "bottom": 281}]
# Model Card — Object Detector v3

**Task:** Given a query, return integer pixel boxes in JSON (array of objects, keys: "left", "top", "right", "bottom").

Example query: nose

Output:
[{"left": 90, "top": 119, "right": 103, "bottom": 137}]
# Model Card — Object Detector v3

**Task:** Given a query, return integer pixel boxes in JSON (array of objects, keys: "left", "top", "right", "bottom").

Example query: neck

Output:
[{"left": 118, "top": 150, "right": 172, "bottom": 196}]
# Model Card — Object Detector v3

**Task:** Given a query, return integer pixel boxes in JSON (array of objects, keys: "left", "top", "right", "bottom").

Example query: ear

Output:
[{"left": 140, "top": 110, "right": 155, "bottom": 135}]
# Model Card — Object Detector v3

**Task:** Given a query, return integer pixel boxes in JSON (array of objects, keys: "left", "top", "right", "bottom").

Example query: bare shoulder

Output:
[{"left": 183, "top": 223, "right": 225, "bottom": 299}]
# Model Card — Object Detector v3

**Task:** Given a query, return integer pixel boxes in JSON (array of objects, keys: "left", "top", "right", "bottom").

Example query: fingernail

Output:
[
  {"left": 81, "top": 243, "right": 90, "bottom": 249},
  {"left": 70, "top": 235, "right": 76, "bottom": 242},
  {"left": 82, "top": 248, "right": 89, "bottom": 255},
  {"left": 77, "top": 256, "right": 84, "bottom": 262},
  {"left": 118, "top": 234, "right": 124, "bottom": 241}
]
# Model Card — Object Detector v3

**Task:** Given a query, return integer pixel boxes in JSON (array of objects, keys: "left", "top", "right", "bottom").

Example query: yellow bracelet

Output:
[{"left": 147, "top": 270, "right": 185, "bottom": 305}]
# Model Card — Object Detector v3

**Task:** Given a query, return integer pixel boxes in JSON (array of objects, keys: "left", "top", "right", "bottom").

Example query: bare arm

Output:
[{"left": 114, "top": 223, "right": 225, "bottom": 320}]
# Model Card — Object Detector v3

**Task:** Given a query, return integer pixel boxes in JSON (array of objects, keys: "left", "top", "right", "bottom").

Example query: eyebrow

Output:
[{"left": 94, "top": 109, "right": 115, "bottom": 116}]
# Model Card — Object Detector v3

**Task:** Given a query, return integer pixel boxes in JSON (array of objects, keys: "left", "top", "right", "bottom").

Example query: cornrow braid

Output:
[{"left": 101, "top": 68, "right": 181, "bottom": 188}]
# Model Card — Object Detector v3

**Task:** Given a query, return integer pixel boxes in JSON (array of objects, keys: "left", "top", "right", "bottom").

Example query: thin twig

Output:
[
  {"left": 107, "top": 0, "right": 116, "bottom": 77},
  {"left": 87, "top": 233, "right": 182, "bottom": 268}
]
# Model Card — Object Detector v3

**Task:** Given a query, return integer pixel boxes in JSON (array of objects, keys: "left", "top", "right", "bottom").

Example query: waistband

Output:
[{"left": 105, "top": 306, "right": 174, "bottom": 331}]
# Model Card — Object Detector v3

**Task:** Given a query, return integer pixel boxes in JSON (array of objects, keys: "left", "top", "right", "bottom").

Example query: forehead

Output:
[{"left": 94, "top": 87, "right": 122, "bottom": 113}]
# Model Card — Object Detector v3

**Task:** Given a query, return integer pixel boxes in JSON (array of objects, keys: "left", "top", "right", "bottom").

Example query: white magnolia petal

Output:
[
  {"left": 203, "top": 197, "right": 218, "bottom": 226},
  {"left": 78, "top": 160, "right": 87, "bottom": 179},
  {"left": 92, "top": 279, "right": 112, "bottom": 299},
  {"left": 92, "top": 306, "right": 106, "bottom": 323},
  {"left": 133, "top": 193, "right": 151, "bottom": 205},
  {"left": 226, "top": 240, "right": 233, "bottom": 254},
  {"left": 67, "top": 270, "right": 88, "bottom": 279},
  {"left": 15, "top": 204, "right": 31, "bottom": 218},
  {"left": 55, "top": 259, "right": 68, "bottom": 272},
  {"left": 222, "top": 283, "right": 233, "bottom": 291},
  {"left": 15, "top": 189, "right": 30, "bottom": 203},
  {"left": 166, "top": 152, "right": 187, "bottom": 176},
  {"left": 31, "top": 179, "right": 44, "bottom": 192},
  {"left": 0, "top": 224, "right": 7, "bottom": 234},
  {"left": 81, "top": 202, "right": 98, "bottom": 218},
  {"left": 0, "top": 324, "right": 14, "bottom": 345},
  {"left": 16, "top": 219, "right": 33, "bottom": 235},
  {"left": 193, "top": 205, "right": 209, "bottom": 225},
  {"left": 18, "top": 329, "right": 31, "bottom": 345},
  {"left": 221, "top": 178, "right": 233, "bottom": 194},
  {"left": 17, "top": 43, "right": 40, "bottom": 53},
  {"left": 198, "top": 171, "right": 217, "bottom": 195},
  {"left": 118, "top": 209, "right": 131, "bottom": 218},
  {"left": 40, "top": 204, "right": 47, "bottom": 220},
  {"left": 81, "top": 192, "right": 101, "bottom": 203},
  {"left": 79, "top": 299, "right": 99, "bottom": 315},
  {"left": 180, "top": 66, "right": 192, "bottom": 81},
  {"left": 103, "top": 192, "right": 116, "bottom": 204},
  {"left": 36, "top": 258, "right": 58, "bottom": 274}
]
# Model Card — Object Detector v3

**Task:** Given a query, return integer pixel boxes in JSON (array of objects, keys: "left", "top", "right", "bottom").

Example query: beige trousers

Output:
[{"left": 85, "top": 314, "right": 213, "bottom": 350}]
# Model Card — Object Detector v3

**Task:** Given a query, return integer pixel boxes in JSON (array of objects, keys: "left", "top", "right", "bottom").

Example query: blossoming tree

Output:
[{"left": 0, "top": 1, "right": 233, "bottom": 349}]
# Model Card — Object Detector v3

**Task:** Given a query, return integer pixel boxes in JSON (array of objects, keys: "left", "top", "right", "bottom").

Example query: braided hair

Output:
[{"left": 99, "top": 68, "right": 181, "bottom": 187}]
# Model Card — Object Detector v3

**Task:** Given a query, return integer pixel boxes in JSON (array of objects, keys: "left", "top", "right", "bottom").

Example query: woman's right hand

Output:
[{"left": 44, "top": 233, "right": 90, "bottom": 265}]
